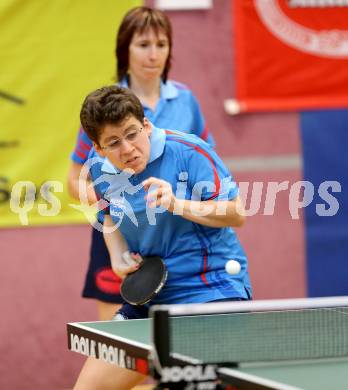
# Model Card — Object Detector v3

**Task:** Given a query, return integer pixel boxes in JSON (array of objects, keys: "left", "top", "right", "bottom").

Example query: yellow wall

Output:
[{"left": 0, "top": 0, "right": 141, "bottom": 227}]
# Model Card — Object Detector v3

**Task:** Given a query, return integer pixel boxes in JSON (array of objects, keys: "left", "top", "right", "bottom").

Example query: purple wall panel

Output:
[
  {"left": 236, "top": 170, "right": 306, "bottom": 299},
  {"left": 0, "top": 226, "right": 94, "bottom": 388}
]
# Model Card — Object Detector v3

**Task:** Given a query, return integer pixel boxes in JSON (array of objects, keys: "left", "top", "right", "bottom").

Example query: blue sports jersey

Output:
[
  {"left": 71, "top": 79, "right": 214, "bottom": 164},
  {"left": 89, "top": 126, "right": 252, "bottom": 304}
]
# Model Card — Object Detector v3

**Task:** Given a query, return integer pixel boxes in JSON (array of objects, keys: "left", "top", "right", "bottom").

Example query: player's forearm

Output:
[
  {"left": 143, "top": 177, "right": 246, "bottom": 228},
  {"left": 67, "top": 162, "right": 98, "bottom": 204},
  {"left": 171, "top": 198, "right": 245, "bottom": 228},
  {"left": 68, "top": 178, "right": 98, "bottom": 204},
  {"left": 103, "top": 216, "right": 128, "bottom": 270},
  {"left": 103, "top": 216, "right": 140, "bottom": 278}
]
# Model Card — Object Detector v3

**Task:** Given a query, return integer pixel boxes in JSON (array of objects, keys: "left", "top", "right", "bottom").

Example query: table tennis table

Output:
[{"left": 67, "top": 297, "right": 348, "bottom": 390}]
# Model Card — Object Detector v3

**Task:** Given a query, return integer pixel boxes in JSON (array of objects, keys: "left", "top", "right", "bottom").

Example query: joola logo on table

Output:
[
  {"left": 161, "top": 364, "right": 217, "bottom": 383},
  {"left": 70, "top": 334, "right": 135, "bottom": 369}
]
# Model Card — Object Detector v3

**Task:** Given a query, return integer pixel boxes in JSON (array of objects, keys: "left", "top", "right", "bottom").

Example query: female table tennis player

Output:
[{"left": 73, "top": 85, "right": 252, "bottom": 390}]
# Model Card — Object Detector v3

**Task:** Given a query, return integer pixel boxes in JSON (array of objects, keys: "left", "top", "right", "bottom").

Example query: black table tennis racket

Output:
[{"left": 120, "top": 255, "right": 167, "bottom": 305}]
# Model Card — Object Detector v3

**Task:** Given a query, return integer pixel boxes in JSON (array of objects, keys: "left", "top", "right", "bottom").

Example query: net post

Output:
[{"left": 152, "top": 308, "right": 171, "bottom": 367}]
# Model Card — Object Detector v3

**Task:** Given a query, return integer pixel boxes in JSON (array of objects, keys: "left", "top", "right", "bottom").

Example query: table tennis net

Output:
[{"left": 166, "top": 304, "right": 348, "bottom": 364}]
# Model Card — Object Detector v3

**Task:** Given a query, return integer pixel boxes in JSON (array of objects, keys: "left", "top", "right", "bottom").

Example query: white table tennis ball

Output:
[{"left": 225, "top": 260, "right": 241, "bottom": 275}]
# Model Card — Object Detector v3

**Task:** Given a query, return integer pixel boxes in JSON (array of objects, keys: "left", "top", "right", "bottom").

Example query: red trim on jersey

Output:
[
  {"left": 75, "top": 149, "right": 86, "bottom": 160},
  {"left": 200, "top": 250, "right": 210, "bottom": 286},
  {"left": 165, "top": 132, "right": 220, "bottom": 199},
  {"left": 165, "top": 132, "right": 222, "bottom": 287},
  {"left": 165, "top": 129, "right": 180, "bottom": 136},
  {"left": 78, "top": 138, "right": 92, "bottom": 152},
  {"left": 193, "top": 146, "right": 220, "bottom": 199},
  {"left": 200, "top": 125, "right": 209, "bottom": 141}
]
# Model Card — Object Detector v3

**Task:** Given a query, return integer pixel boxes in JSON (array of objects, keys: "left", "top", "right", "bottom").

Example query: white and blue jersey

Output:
[
  {"left": 71, "top": 79, "right": 214, "bottom": 165},
  {"left": 89, "top": 126, "right": 251, "bottom": 304}
]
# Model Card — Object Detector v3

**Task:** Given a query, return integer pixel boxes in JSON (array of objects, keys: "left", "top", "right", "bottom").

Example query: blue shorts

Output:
[
  {"left": 115, "top": 297, "right": 249, "bottom": 320},
  {"left": 116, "top": 304, "right": 150, "bottom": 320},
  {"left": 82, "top": 227, "right": 124, "bottom": 304}
]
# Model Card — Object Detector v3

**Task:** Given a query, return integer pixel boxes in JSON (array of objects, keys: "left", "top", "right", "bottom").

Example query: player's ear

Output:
[
  {"left": 143, "top": 118, "right": 152, "bottom": 137},
  {"left": 93, "top": 141, "right": 106, "bottom": 157}
]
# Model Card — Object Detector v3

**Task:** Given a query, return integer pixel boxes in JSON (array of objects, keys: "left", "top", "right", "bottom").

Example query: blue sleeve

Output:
[
  {"left": 184, "top": 143, "right": 238, "bottom": 201},
  {"left": 189, "top": 93, "right": 215, "bottom": 147},
  {"left": 71, "top": 127, "right": 93, "bottom": 164}
]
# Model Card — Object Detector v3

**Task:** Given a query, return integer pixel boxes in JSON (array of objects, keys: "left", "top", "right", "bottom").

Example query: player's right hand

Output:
[{"left": 112, "top": 251, "right": 143, "bottom": 279}]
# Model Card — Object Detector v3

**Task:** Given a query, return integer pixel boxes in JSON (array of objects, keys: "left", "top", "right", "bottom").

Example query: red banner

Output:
[{"left": 231, "top": 0, "right": 348, "bottom": 113}]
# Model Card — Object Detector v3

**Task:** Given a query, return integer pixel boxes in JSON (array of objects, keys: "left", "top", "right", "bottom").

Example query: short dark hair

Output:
[
  {"left": 116, "top": 6, "right": 172, "bottom": 82},
  {"left": 80, "top": 85, "right": 144, "bottom": 145}
]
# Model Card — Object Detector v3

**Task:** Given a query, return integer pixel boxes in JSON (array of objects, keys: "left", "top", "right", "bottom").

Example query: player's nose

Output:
[
  {"left": 148, "top": 44, "right": 159, "bottom": 60},
  {"left": 119, "top": 138, "right": 135, "bottom": 153}
]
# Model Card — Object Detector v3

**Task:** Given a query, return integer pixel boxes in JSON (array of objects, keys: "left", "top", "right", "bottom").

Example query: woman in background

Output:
[{"left": 67, "top": 6, "right": 215, "bottom": 321}]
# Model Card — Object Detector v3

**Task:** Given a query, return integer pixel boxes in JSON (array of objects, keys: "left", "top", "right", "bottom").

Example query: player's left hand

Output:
[{"left": 142, "top": 177, "right": 176, "bottom": 211}]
